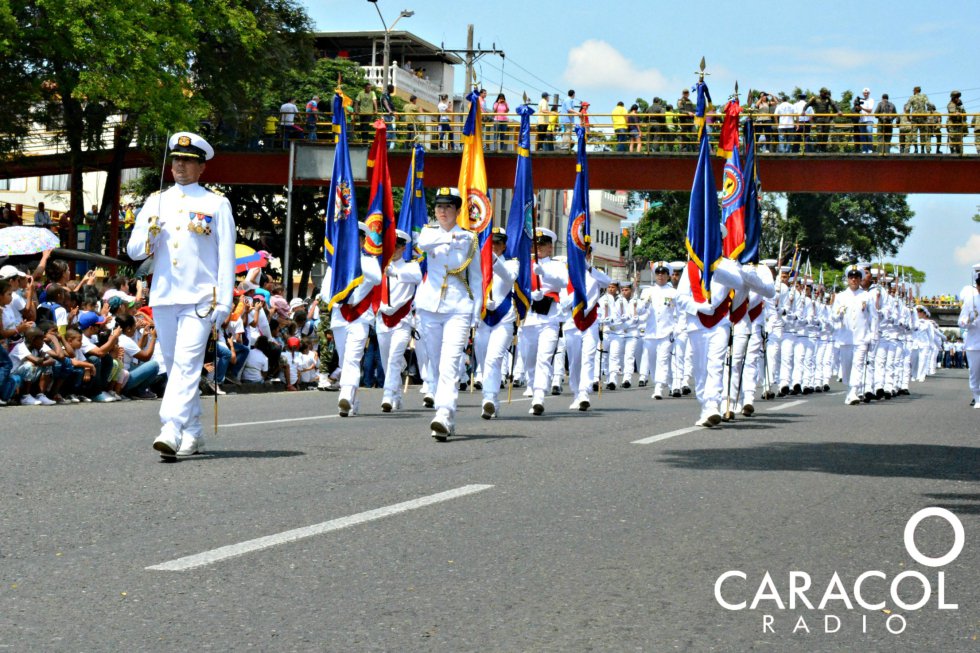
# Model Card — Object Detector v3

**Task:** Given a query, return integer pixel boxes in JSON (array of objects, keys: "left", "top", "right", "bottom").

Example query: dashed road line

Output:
[
  {"left": 767, "top": 399, "right": 807, "bottom": 412},
  {"left": 632, "top": 425, "right": 702, "bottom": 445}
]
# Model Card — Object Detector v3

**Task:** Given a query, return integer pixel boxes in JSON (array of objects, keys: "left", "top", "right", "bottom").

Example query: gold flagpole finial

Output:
[{"left": 695, "top": 57, "right": 709, "bottom": 82}]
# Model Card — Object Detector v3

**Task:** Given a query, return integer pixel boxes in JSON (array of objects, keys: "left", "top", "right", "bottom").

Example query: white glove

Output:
[
  {"left": 211, "top": 304, "right": 231, "bottom": 326},
  {"left": 533, "top": 263, "right": 545, "bottom": 276},
  {"left": 484, "top": 299, "right": 497, "bottom": 311},
  {"left": 531, "top": 290, "right": 544, "bottom": 302}
]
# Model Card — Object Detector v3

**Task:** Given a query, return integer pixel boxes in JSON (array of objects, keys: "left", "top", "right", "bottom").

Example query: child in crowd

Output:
[{"left": 9, "top": 327, "right": 58, "bottom": 405}]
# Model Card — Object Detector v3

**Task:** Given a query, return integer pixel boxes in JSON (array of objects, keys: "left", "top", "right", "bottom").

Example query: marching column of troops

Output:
[{"left": 315, "top": 194, "right": 953, "bottom": 439}]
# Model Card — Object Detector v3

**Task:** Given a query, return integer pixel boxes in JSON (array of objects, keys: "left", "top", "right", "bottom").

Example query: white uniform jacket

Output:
[
  {"left": 127, "top": 183, "right": 236, "bottom": 311},
  {"left": 414, "top": 225, "right": 483, "bottom": 321},
  {"left": 639, "top": 283, "right": 678, "bottom": 339}
]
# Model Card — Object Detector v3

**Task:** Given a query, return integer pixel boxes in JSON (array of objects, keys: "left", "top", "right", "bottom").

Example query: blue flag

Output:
[
  {"left": 397, "top": 144, "right": 428, "bottom": 271},
  {"left": 505, "top": 103, "right": 535, "bottom": 321},
  {"left": 324, "top": 90, "right": 362, "bottom": 309},
  {"left": 567, "top": 125, "right": 597, "bottom": 330},
  {"left": 685, "top": 81, "right": 723, "bottom": 303},
  {"left": 740, "top": 119, "right": 762, "bottom": 265}
]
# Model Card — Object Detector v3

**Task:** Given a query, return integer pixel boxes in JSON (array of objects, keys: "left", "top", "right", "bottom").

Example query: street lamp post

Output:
[{"left": 367, "top": 1, "right": 414, "bottom": 90}]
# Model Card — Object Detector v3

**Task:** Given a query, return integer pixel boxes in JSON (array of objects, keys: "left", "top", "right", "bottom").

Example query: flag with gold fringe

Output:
[
  {"left": 398, "top": 143, "right": 427, "bottom": 271},
  {"left": 504, "top": 103, "right": 535, "bottom": 321},
  {"left": 685, "top": 78, "right": 723, "bottom": 303},
  {"left": 457, "top": 88, "right": 493, "bottom": 316},
  {"left": 567, "top": 125, "right": 597, "bottom": 330},
  {"left": 324, "top": 89, "right": 362, "bottom": 309}
]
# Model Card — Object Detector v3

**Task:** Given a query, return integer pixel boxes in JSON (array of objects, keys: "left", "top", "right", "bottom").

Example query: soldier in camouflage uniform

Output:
[
  {"left": 898, "top": 113, "right": 912, "bottom": 154},
  {"left": 926, "top": 104, "right": 941, "bottom": 153},
  {"left": 804, "top": 88, "right": 841, "bottom": 152},
  {"left": 646, "top": 97, "right": 667, "bottom": 152},
  {"left": 946, "top": 90, "right": 966, "bottom": 155},
  {"left": 903, "top": 86, "right": 930, "bottom": 154},
  {"left": 675, "top": 89, "right": 696, "bottom": 152},
  {"left": 315, "top": 296, "right": 338, "bottom": 389}
]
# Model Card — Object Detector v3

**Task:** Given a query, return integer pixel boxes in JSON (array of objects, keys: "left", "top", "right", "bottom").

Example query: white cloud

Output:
[
  {"left": 954, "top": 233, "right": 980, "bottom": 266},
  {"left": 562, "top": 40, "right": 675, "bottom": 96}
]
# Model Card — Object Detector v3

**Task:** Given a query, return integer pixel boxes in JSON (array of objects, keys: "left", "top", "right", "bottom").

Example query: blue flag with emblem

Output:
[
  {"left": 740, "top": 119, "right": 762, "bottom": 265},
  {"left": 504, "top": 103, "right": 535, "bottom": 321},
  {"left": 324, "top": 90, "right": 362, "bottom": 309},
  {"left": 685, "top": 79, "right": 723, "bottom": 303},
  {"left": 398, "top": 144, "right": 428, "bottom": 272},
  {"left": 567, "top": 125, "right": 597, "bottom": 330}
]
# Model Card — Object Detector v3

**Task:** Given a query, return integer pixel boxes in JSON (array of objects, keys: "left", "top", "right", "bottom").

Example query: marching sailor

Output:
[
  {"left": 475, "top": 227, "right": 519, "bottom": 419},
  {"left": 522, "top": 227, "right": 568, "bottom": 415},
  {"left": 376, "top": 229, "right": 422, "bottom": 412}
]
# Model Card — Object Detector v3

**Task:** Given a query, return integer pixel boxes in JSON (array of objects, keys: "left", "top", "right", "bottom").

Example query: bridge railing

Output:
[{"left": 5, "top": 110, "right": 978, "bottom": 160}]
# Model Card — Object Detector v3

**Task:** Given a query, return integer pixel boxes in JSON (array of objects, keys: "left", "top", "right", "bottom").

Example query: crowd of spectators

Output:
[
  {"left": 254, "top": 83, "right": 978, "bottom": 156},
  {"left": 0, "top": 250, "right": 398, "bottom": 408}
]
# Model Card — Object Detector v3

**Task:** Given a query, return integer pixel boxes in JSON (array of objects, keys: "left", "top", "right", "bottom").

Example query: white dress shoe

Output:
[
  {"left": 481, "top": 399, "right": 496, "bottom": 420},
  {"left": 176, "top": 434, "right": 205, "bottom": 457},
  {"left": 153, "top": 424, "right": 181, "bottom": 458}
]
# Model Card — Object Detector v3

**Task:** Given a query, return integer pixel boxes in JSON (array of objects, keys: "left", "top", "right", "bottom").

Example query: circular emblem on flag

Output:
[
  {"left": 334, "top": 181, "right": 353, "bottom": 221},
  {"left": 570, "top": 212, "right": 589, "bottom": 252},
  {"left": 522, "top": 199, "right": 534, "bottom": 239},
  {"left": 363, "top": 211, "right": 383, "bottom": 256},
  {"left": 721, "top": 162, "right": 743, "bottom": 209},
  {"left": 466, "top": 189, "right": 492, "bottom": 232}
]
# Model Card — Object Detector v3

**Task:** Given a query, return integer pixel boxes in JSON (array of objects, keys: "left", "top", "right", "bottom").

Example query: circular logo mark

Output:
[
  {"left": 466, "top": 189, "right": 493, "bottom": 232},
  {"left": 363, "top": 212, "right": 383, "bottom": 256},
  {"left": 904, "top": 507, "right": 965, "bottom": 568},
  {"left": 570, "top": 212, "right": 589, "bottom": 252},
  {"left": 721, "top": 162, "right": 743, "bottom": 209}
]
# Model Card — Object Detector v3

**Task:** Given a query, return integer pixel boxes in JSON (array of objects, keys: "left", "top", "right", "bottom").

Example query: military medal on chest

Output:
[{"left": 188, "top": 211, "right": 213, "bottom": 235}]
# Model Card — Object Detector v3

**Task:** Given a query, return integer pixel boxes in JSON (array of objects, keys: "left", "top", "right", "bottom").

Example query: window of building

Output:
[
  {"left": 39, "top": 174, "right": 70, "bottom": 191},
  {"left": 0, "top": 178, "right": 27, "bottom": 192}
]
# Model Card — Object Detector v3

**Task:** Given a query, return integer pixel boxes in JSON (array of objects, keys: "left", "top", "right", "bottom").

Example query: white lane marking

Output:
[
  {"left": 146, "top": 484, "right": 494, "bottom": 571},
  {"left": 632, "top": 425, "right": 702, "bottom": 445},
  {"left": 826, "top": 391, "right": 845, "bottom": 396},
  {"left": 767, "top": 399, "right": 807, "bottom": 412},
  {"left": 221, "top": 414, "right": 339, "bottom": 428}
]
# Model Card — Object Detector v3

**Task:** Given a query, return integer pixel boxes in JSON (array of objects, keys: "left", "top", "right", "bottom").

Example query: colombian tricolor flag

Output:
[{"left": 457, "top": 89, "right": 493, "bottom": 316}]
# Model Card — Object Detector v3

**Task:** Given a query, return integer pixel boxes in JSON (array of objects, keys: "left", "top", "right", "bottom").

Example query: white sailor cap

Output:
[
  {"left": 168, "top": 131, "right": 214, "bottom": 161},
  {"left": 760, "top": 258, "right": 778, "bottom": 268},
  {"left": 652, "top": 260, "right": 670, "bottom": 273},
  {"left": 395, "top": 229, "right": 411, "bottom": 243},
  {"left": 845, "top": 264, "right": 865, "bottom": 279},
  {"left": 857, "top": 261, "right": 872, "bottom": 270},
  {"left": 669, "top": 261, "right": 686, "bottom": 272},
  {"left": 916, "top": 305, "right": 930, "bottom": 316},
  {"left": 433, "top": 187, "right": 463, "bottom": 208},
  {"left": 869, "top": 267, "right": 881, "bottom": 276},
  {"left": 534, "top": 227, "right": 557, "bottom": 243}
]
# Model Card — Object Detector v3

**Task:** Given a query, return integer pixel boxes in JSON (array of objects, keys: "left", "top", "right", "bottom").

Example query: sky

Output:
[{"left": 310, "top": 0, "right": 980, "bottom": 295}]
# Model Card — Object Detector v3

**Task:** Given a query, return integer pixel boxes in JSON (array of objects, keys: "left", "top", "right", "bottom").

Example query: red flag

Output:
[
  {"left": 716, "top": 99, "right": 741, "bottom": 158},
  {"left": 365, "top": 120, "right": 396, "bottom": 311}
]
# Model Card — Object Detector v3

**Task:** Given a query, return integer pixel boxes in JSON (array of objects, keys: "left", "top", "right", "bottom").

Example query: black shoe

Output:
[
  {"left": 458, "top": 382, "right": 468, "bottom": 391},
  {"left": 875, "top": 388, "right": 885, "bottom": 400},
  {"left": 622, "top": 380, "right": 631, "bottom": 389},
  {"left": 862, "top": 394, "right": 872, "bottom": 403},
  {"left": 682, "top": 386, "right": 691, "bottom": 395},
  {"left": 671, "top": 389, "right": 681, "bottom": 398},
  {"left": 823, "top": 384, "right": 830, "bottom": 392},
  {"left": 803, "top": 387, "right": 813, "bottom": 395},
  {"left": 638, "top": 380, "right": 647, "bottom": 388},
  {"left": 791, "top": 384, "right": 802, "bottom": 395},
  {"left": 814, "top": 386, "right": 823, "bottom": 393},
  {"left": 884, "top": 392, "right": 892, "bottom": 400},
  {"left": 592, "top": 382, "right": 599, "bottom": 392},
  {"left": 864, "top": 391, "right": 875, "bottom": 402},
  {"left": 778, "top": 386, "right": 789, "bottom": 397},
  {"left": 551, "top": 385, "right": 561, "bottom": 396},
  {"left": 473, "top": 381, "right": 483, "bottom": 391},
  {"left": 606, "top": 382, "right": 617, "bottom": 391},
  {"left": 899, "top": 389, "right": 910, "bottom": 396}
]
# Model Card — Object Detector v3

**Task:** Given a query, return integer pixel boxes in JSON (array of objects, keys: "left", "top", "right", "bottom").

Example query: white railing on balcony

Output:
[
  {"left": 362, "top": 65, "right": 444, "bottom": 105},
  {"left": 599, "top": 191, "right": 629, "bottom": 218}
]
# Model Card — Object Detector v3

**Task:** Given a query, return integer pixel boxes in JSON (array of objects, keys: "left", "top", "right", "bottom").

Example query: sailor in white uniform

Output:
[
  {"left": 475, "top": 227, "right": 519, "bottom": 419},
  {"left": 522, "top": 227, "right": 568, "bottom": 415},
  {"left": 832, "top": 265, "right": 875, "bottom": 405},
  {"left": 957, "top": 265, "right": 980, "bottom": 407},
  {"left": 127, "top": 132, "right": 235, "bottom": 458},
  {"left": 376, "top": 230, "right": 422, "bottom": 412},
  {"left": 638, "top": 262, "right": 677, "bottom": 401},
  {"left": 415, "top": 187, "right": 483, "bottom": 440}
]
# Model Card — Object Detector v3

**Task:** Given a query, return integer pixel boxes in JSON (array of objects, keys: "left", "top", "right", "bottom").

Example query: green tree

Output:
[
  {"left": 626, "top": 191, "right": 691, "bottom": 266},
  {"left": 784, "top": 193, "right": 914, "bottom": 267}
]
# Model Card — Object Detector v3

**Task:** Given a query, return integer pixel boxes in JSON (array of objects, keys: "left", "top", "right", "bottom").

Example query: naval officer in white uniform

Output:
[{"left": 127, "top": 132, "right": 235, "bottom": 458}]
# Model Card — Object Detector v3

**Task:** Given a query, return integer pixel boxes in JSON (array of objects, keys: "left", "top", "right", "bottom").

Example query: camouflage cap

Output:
[{"left": 951, "top": 90, "right": 961, "bottom": 97}]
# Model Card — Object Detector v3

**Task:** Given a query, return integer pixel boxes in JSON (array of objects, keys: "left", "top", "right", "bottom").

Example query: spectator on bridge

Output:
[
  {"left": 437, "top": 94, "right": 453, "bottom": 151},
  {"left": 381, "top": 84, "right": 396, "bottom": 149},
  {"left": 793, "top": 93, "right": 813, "bottom": 153},
  {"left": 675, "top": 88, "right": 696, "bottom": 152},
  {"left": 946, "top": 91, "right": 966, "bottom": 155},
  {"left": 646, "top": 97, "right": 667, "bottom": 152},
  {"left": 536, "top": 92, "right": 553, "bottom": 152},
  {"left": 305, "top": 95, "right": 320, "bottom": 142},
  {"left": 903, "top": 86, "right": 930, "bottom": 153},
  {"left": 402, "top": 94, "right": 421, "bottom": 148},
  {"left": 612, "top": 101, "right": 628, "bottom": 152},
  {"left": 857, "top": 88, "right": 875, "bottom": 154},
  {"left": 773, "top": 93, "right": 796, "bottom": 154},
  {"left": 492, "top": 93, "right": 510, "bottom": 152},
  {"left": 0, "top": 203, "right": 14, "bottom": 228},
  {"left": 559, "top": 90, "right": 579, "bottom": 150},
  {"left": 628, "top": 104, "right": 642, "bottom": 153},
  {"left": 279, "top": 97, "right": 300, "bottom": 145},
  {"left": 752, "top": 93, "right": 775, "bottom": 153},
  {"left": 355, "top": 82, "right": 378, "bottom": 143},
  {"left": 874, "top": 93, "right": 896, "bottom": 155},
  {"left": 804, "top": 88, "right": 841, "bottom": 152}
]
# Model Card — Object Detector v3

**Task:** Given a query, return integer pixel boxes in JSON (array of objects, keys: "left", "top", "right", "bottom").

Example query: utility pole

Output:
[
  {"left": 465, "top": 24, "right": 474, "bottom": 92},
  {"left": 440, "top": 26, "right": 503, "bottom": 95}
]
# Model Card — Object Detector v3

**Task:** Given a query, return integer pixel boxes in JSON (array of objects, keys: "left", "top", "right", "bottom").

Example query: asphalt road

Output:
[{"left": 1, "top": 370, "right": 977, "bottom": 652}]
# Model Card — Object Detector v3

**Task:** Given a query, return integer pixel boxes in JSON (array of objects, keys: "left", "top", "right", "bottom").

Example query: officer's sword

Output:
[{"left": 212, "top": 287, "right": 219, "bottom": 438}]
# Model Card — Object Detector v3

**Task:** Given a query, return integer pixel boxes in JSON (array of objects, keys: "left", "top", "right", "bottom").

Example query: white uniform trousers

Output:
[
  {"left": 967, "top": 350, "right": 980, "bottom": 402},
  {"left": 642, "top": 336, "right": 673, "bottom": 388},
  {"left": 604, "top": 331, "right": 624, "bottom": 385},
  {"left": 333, "top": 320, "right": 371, "bottom": 401},
  {"left": 688, "top": 324, "right": 729, "bottom": 411},
  {"left": 671, "top": 333, "right": 690, "bottom": 391},
  {"left": 791, "top": 336, "right": 815, "bottom": 388},
  {"left": 874, "top": 339, "right": 897, "bottom": 392},
  {"left": 898, "top": 342, "right": 912, "bottom": 389},
  {"left": 550, "top": 333, "right": 567, "bottom": 387},
  {"left": 730, "top": 323, "right": 763, "bottom": 407},
  {"left": 563, "top": 323, "right": 599, "bottom": 399},
  {"left": 779, "top": 334, "right": 796, "bottom": 389},
  {"left": 838, "top": 343, "right": 869, "bottom": 396},
  {"left": 638, "top": 339, "right": 651, "bottom": 381},
  {"left": 413, "top": 325, "right": 433, "bottom": 395},
  {"left": 153, "top": 304, "right": 211, "bottom": 434},
  {"left": 476, "top": 320, "right": 514, "bottom": 404},
  {"left": 864, "top": 342, "right": 878, "bottom": 394},
  {"left": 914, "top": 346, "right": 930, "bottom": 382},
  {"left": 378, "top": 321, "right": 413, "bottom": 401},
  {"left": 418, "top": 310, "right": 470, "bottom": 414},
  {"left": 765, "top": 329, "right": 782, "bottom": 390},
  {"left": 522, "top": 322, "right": 561, "bottom": 401},
  {"left": 817, "top": 340, "right": 833, "bottom": 386},
  {"left": 623, "top": 334, "right": 639, "bottom": 383}
]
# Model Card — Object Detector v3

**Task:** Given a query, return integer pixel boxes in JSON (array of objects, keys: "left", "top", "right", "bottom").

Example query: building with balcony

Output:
[{"left": 314, "top": 31, "right": 462, "bottom": 111}]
